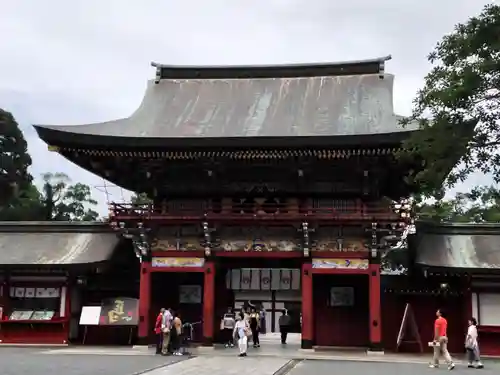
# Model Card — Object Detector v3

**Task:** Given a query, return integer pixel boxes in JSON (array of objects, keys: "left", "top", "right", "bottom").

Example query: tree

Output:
[
  {"left": 131, "top": 192, "right": 152, "bottom": 205},
  {"left": 400, "top": 4, "right": 500, "bottom": 195},
  {"left": 0, "top": 109, "right": 39, "bottom": 219},
  {"left": 41, "top": 172, "right": 99, "bottom": 221},
  {"left": 415, "top": 186, "right": 500, "bottom": 223}
]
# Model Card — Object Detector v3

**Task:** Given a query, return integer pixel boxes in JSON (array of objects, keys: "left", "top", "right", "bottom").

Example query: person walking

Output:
[
  {"left": 170, "top": 311, "right": 183, "bottom": 356},
  {"left": 465, "top": 317, "right": 484, "bottom": 369},
  {"left": 259, "top": 306, "right": 267, "bottom": 335},
  {"left": 154, "top": 308, "right": 165, "bottom": 354},
  {"left": 221, "top": 307, "right": 236, "bottom": 348},
  {"left": 429, "top": 309, "right": 455, "bottom": 370},
  {"left": 249, "top": 307, "right": 260, "bottom": 348},
  {"left": 233, "top": 312, "right": 249, "bottom": 357},
  {"left": 161, "top": 307, "right": 173, "bottom": 355},
  {"left": 279, "top": 309, "right": 291, "bottom": 344}
]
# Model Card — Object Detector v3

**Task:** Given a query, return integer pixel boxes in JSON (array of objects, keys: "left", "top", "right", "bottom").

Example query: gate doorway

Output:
[{"left": 227, "top": 267, "right": 302, "bottom": 334}]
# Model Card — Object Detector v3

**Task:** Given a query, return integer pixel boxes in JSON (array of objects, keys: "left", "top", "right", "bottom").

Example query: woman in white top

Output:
[
  {"left": 465, "top": 317, "right": 483, "bottom": 368},
  {"left": 233, "top": 312, "right": 249, "bottom": 357}
]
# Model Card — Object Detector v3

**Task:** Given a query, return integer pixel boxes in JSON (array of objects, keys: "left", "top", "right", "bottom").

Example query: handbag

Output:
[{"left": 465, "top": 339, "right": 475, "bottom": 350}]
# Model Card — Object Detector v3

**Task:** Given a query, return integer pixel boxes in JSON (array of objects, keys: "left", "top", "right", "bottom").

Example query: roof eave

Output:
[
  {"left": 33, "top": 123, "right": 419, "bottom": 150},
  {"left": 151, "top": 55, "right": 393, "bottom": 80},
  {"left": 150, "top": 55, "right": 392, "bottom": 71}
]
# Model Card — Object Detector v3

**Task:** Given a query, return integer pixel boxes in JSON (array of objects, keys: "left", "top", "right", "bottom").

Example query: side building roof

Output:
[
  {"left": 34, "top": 55, "right": 419, "bottom": 149},
  {"left": 0, "top": 221, "right": 119, "bottom": 266},
  {"left": 415, "top": 222, "right": 500, "bottom": 271}
]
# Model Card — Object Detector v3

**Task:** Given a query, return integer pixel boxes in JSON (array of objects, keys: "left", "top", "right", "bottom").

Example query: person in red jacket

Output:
[{"left": 154, "top": 308, "right": 165, "bottom": 354}]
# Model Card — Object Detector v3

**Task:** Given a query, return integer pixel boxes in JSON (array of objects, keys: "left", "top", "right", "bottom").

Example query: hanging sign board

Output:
[
  {"left": 79, "top": 306, "right": 102, "bottom": 326},
  {"left": 100, "top": 297, "right": 139, "bottom": 326}
]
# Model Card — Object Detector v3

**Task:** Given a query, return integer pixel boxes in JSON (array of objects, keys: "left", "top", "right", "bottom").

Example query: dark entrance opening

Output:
[
  {"left": 150, "top": 272, "right": 204, "bottom": 342},
  {"left": 215, "top": 257, "right": 303, "bottom": 336}
]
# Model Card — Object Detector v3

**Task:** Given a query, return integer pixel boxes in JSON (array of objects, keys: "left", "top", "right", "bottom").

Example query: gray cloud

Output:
[{"left": 0, "top": 0, "right": 492, "bottom": 214}]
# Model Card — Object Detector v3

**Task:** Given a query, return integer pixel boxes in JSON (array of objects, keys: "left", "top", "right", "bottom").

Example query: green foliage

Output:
[
  {"left": 0, "top": 109, "right": 100, "bottom": 221},
  {"left": 400, "top": 4, "right": 500, "bottom": 195},
  {"left": 415, "top": 186, "right": 500, "bottom": 223},
  {"left": 131, "top": 192, "right": 152, "bottom": 205},
  {"left": 41, "top": 172, "right": 99, "bottom": 221},
  {"left": 0, "top": 109, "right": 36, "bottom": 212}
]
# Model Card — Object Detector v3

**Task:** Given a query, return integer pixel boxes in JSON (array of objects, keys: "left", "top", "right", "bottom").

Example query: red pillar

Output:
[
  {"left": 137, "top": 262, "right": 151, "bottom": 345},
  {"left": 369, "top": 263, "right": 382, "bottom": 351},
  {"left": 301, "top": 262, "right": 313, "bottom": 349},
  {"left": 202, "top": 261, "right": 215, "bottom": 346},
  {"left": 464, "top": 274, "right": 472, "bottom": 323}
]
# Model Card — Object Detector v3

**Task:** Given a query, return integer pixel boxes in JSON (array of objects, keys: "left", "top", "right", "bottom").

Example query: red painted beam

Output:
[
  {"left": 312, "top": 251, "right": 368, "bottom": 259},
  {"left": 151, "top": 251, "right": 204, "bottom": 258},
  {"left": 478, "top": 326, "right": 500, "bottom": 333},
  {"left": 113, "top": 215, "right": 399, "bottom": 223},
  {"left": 214, "top": 251, "right": 303, "bottom": 258},
  {"left": 310, "top": 268, "right": 370, "bottom": 275},
  {"left": 148, "top": 266, "right": 205, "bottom": 273}
]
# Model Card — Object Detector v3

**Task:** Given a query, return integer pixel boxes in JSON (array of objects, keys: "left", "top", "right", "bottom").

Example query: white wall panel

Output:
[{"left": 478, "top": 293, "right": 500, "bottom": 326}]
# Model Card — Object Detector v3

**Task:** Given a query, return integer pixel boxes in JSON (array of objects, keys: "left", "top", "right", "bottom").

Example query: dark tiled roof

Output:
[
  {"left": 415, "top": 223, "right": 500, "bottom": 269},
  {"left": 0, "top": 222, "right": 118, "bottom": 265}
]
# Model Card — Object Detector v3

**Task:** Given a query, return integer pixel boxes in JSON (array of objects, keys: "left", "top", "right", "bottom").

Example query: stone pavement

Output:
[
  {"left": 40, "top": 344, "right": 478, "bottom": 366},
  {"left": 0, "top": 347, "right": 185, "bottom": 375},
  {"left": 290, "top": 359, "right": 500, "bottom": 375},
  {"left": 141, "top": 356, "right": 293, "bottom": 375}
]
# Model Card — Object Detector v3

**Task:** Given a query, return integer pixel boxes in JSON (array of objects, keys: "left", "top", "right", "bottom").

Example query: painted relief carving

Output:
[
  {"left": 314, "top": 226, "right": 368, "bottom": 252},
  {"left": 314, "top": 238, "right": 367, "bottom": 252},
  {"left": 220, "top": 240, "right": 298, "bottom": 252},
  {"left": 151, "top": 238, "right": 201, "bottom": 251},
  {"left": 217, "top": 226, "right": 299, "bottom": 252}
]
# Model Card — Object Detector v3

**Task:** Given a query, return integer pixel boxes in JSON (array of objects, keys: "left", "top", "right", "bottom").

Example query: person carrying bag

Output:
[{"left": 233, "top": 312, "right": 249, "bottom": 357}]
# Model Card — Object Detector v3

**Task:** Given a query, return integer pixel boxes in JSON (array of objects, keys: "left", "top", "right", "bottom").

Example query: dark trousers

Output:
[
  {"left": 156, "top": 334, "right": 163, "bottom": 354},
  {"left": 223, "top": 328, "right": 234, "bottom": 344},
  {"left": 251, "top": 327, "right": 260, "bottom": 345},
  {"left": 280, "top": 326, "right": 288, "bottom": 344},
  {"left": 170, "top": 332, "right": 180, "bottom": 352}
]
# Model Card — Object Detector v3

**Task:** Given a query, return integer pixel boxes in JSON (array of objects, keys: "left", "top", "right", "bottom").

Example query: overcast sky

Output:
[{"left": 0, "top": 0, "right": 494, "bottom": 215}]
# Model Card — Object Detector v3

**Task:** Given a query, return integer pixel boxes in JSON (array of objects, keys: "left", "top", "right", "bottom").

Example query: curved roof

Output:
[
  {"left": 415, "top": 223, "right": 500, "bottom": 270},
  {"left": 34, "top": 57, "right": 418, "bottom": 148},
  {"left": 151, "top": 55, "right": 392, "bottom": 79},
  {"left": 0, "top": 221, "right": 118, "bottom": 266}
]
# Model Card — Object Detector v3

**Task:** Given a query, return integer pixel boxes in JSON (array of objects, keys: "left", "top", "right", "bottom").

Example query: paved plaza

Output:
[
  {"left": 2, "top": 347, "right": 500, "bottom": 375},
  {"left": 0, "top": 345, "right": 500, "bottom": 375},
  {"left": 0, "top": 347, "right": 184, "bottom": 375},
  {"left": 1, "top": 345, "right": 500, "bottom": 375}
]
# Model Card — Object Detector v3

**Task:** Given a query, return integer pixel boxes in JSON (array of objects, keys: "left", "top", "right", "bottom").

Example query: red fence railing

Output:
[{"left": 109, "top": 202, "right": 400, "bottom": 222}]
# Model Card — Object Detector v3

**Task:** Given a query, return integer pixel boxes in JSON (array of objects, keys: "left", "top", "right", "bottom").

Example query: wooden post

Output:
[
  {"left": 202, "top": 261, "right": 215, "bottom": 346},
  {"left": 301, "top": 262, "right": 313, "bottom": 349},
  {"left": 137, "top": 262, "right": 151, "bottom": 345},
  {"left": 369, "top": 263, "right": 383, "bottom": 351}
]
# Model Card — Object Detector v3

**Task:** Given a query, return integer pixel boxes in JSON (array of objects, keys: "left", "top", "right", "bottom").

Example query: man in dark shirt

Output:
[{"left": 278, "top": 309, "right": 291, "bottom": 344}]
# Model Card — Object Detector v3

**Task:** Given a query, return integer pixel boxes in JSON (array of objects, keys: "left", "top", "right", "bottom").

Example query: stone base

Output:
[
  {"left": 301, "top": 339, "right": 313, "bottom": 350},
  {"left": 136, "top": 337, "right": 149, "bottom": 346},
  {"left": 367, "top": 342, "right": 384, "bottom": 355},
  {"left": 202, "top": 336, "right": 213, "bottom": 347}
]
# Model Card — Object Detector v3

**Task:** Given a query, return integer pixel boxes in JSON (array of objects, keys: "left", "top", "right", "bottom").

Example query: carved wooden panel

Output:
[
  {"left": 152, "top": 225, "right": 202, "bottom": 251},
  {"left": 217, "top": 226, "right": 299, "bottom": 252},
  {"left": 314, "top": 225, "right": 368, "bottom": 252}
]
